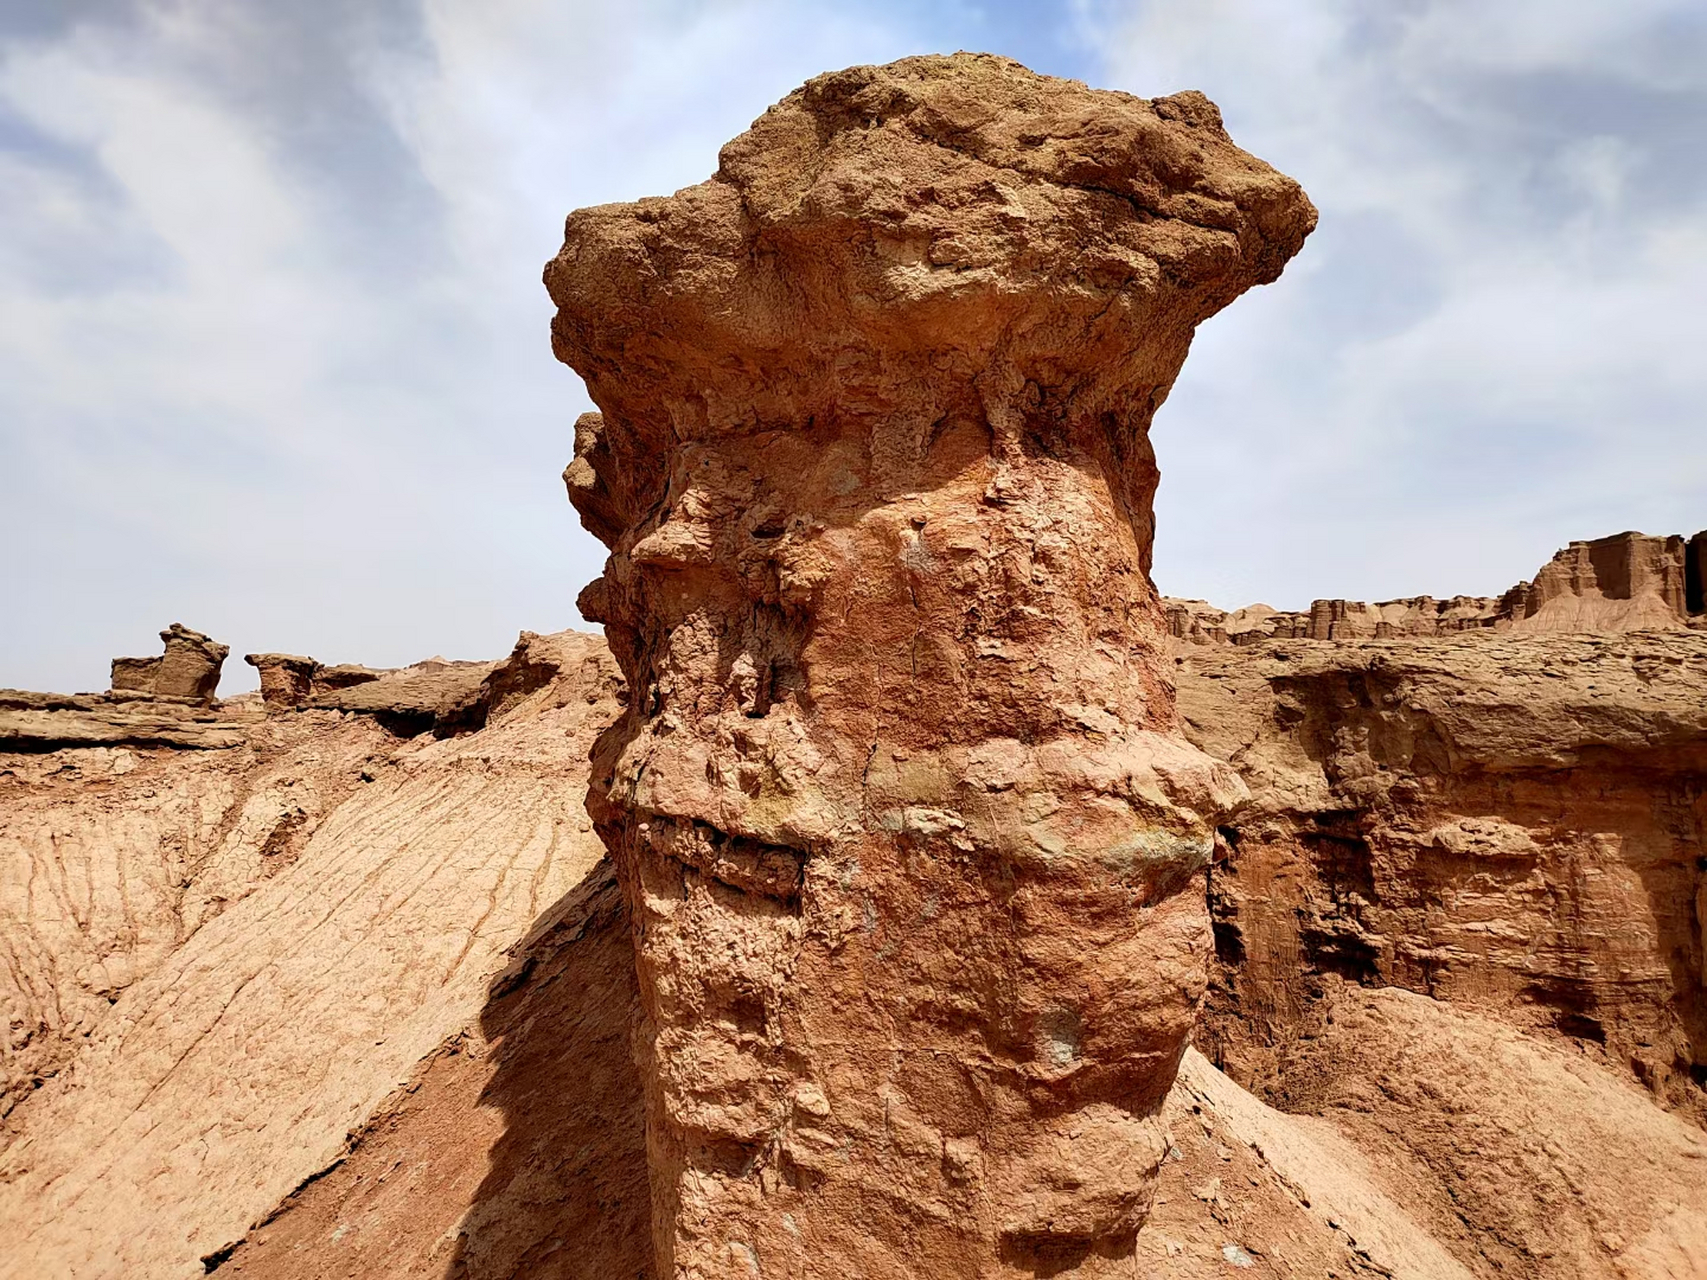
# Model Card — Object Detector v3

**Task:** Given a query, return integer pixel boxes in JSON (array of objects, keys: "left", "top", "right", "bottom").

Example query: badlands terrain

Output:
[{"left": 3, "top": 52, "right": 1705, "bottom": 1280}]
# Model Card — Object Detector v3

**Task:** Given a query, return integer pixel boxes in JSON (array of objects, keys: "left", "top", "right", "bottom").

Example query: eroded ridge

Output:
[{"left": 546, "top": 53, "right": 1313, "bottom": 1277}]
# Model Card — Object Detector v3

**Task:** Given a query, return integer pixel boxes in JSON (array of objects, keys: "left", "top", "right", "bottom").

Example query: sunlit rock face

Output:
[{"left": 547, "top": 52, "right": 1313, "bottom": 1278}]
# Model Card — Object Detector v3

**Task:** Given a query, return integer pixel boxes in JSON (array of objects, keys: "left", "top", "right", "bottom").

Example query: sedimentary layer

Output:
[{"left": 1176, "top": 630, "right": 1707, "bottom": 1128}]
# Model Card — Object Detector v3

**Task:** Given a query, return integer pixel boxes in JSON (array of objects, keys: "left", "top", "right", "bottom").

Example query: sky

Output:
[{"left": 2, "top": 0, "right": 1703, "bottom": 694}]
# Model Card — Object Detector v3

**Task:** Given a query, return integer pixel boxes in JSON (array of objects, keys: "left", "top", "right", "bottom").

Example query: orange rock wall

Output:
[
  {"left": 1176, "top": 632, "right": 1707, "bottom": 1127},
  {"left": 1167, "top": 529, "right": 1707, "bottom": 647}
]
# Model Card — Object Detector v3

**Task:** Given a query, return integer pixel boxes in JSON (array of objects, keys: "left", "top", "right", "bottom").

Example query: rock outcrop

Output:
[
  {"left": 547, "top": 52, "right": 1313, "bottom": 1277},
  {"left": 110, "top": 623, "right": 229, "bottom": 703},
  {"left": 1167, "top": 529, "right": 1707, "bottom": 646},
  {"left": 1520, "top": 530, "right": 1695, "bottom": 631},
  {"left": 242, "top": 653, "right": 322, "bottom": 706},
  {"left": 1174, "top": 630, "right": 1707, "bottom": 1127},
  {"left": 0, "top": 687, "right": 256, "bottom": 751}
]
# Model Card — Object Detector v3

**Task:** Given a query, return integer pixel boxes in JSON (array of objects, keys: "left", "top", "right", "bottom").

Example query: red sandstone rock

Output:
[{"left": 547, "top": 52, "right": 1312, "bottom": 1278}]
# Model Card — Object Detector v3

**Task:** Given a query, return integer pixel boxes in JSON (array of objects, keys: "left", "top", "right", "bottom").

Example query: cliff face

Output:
[
  {"left": 1167, "top": 529, "right": 1707, "bottom": 646},
  {"left": 546, "top": 52, "right": 1313, "bottom": 1277},
  {"left": 1176, "top": 631, "right": 1707, "bottom": 1130}
]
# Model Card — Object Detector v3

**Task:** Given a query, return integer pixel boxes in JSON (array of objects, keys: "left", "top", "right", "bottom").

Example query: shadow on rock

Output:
[
  {"left": 215, "top": 861, "right": 649, "bottom": 1279},
  {"left": 444, "top": 862, "right": 650, "bottom": 1280}
]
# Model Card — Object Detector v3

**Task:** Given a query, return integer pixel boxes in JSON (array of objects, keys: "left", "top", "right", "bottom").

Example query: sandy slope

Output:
[{"left": 0, "top": 632, "right": 619, "bottom": 1280}]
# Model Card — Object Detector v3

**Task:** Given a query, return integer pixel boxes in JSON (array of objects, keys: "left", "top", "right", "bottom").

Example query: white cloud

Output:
[
  {"left": 1095, "top": 0, "right": 1707, "bottom": 607},
  {"left": 0, "top": 0, "right": 927, "bottom": 691}
]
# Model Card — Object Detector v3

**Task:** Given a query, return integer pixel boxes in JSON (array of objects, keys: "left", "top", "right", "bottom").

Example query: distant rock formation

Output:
[
  {"left": 1167, "top": 529, "right": 1707, "bottom": 646},
  {"left": 548, "top": 52, "right": 1313, "bottom": 1277},
  {"left": 247, "top": 644, "right": 564, "bottom": 738},
  {"left": 243, "top": 652, "right": 390, "bottom": 707},
  {"left": 108, "top": 623, "right": 228, "bottom": 703},
  {"left": 0, "top": 631, "right": 620, "bottom": 1279},
  {"left": 242, "top": 653, "right": 320, "bottom": 706}
]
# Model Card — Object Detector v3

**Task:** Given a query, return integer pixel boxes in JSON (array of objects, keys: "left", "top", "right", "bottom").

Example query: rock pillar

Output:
[
  {"left": 547, "top": 54, "right": 1313, "bottom": 1278},
  {"left": 1687, "top": 530, "right": 1705, "bottom": 617},
  {"left": 245, "top": 653, "right": 320, "bottom": 707},
  {"left": 110, "top": 623, "right": 228, "bottom": 703}
]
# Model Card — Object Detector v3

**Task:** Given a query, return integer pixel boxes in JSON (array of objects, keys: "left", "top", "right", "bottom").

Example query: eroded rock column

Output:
[
  {"left": 547, "top": 53, "right": 1313, "bottom": 1278},
  {"left": 109, "top": 623, "right": 229, "bottom": 703}
]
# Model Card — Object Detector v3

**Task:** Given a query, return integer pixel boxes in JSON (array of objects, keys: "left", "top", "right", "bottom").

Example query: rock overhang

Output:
[{"left": 545, "top": 52, "right": 1316, "bottom": 457}]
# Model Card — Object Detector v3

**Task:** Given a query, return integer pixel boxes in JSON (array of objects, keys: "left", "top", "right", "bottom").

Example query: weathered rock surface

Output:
[
  {"left": 1167, "top": 529, "right": 1707, "bottom": 646},
  {"left": 1266, "top": 984, "right": 1707, "bottom": 1279},
  {"left": 210, "top": 872, "right": 1435, "bottom": 1280},
  {"left": 110, "top": 623, "right": 230, "bottom": 703},
  {"left": 1175, "top": 630, "right": 1707, "bottom": 1127},
  {"left": 1, "top": 711, "right": 372, "bottom": 1132},
  {"left": 0, "top": 687, "right": 258, "bottom": 751},
  {"left": 214, "top": 864, "right": 650, "bottom": 1280},
  {"left": 547, "top": 51, "right": 1313, "bottom": 1277},
  {"left": 4, "top": 618, "right": 1703, "bottom": 1279},
  {"left": 0, "top": 630, "right": 620, "bottom": 1279},
  {"left": 216, "top": 865, "right": 1707, "bottom": 1280},
  {"left": 242, "top": 653, "right": 321, "bottom": 706},
  {"left": 306, "top": 658, "right": 498, "bottom": 734}
]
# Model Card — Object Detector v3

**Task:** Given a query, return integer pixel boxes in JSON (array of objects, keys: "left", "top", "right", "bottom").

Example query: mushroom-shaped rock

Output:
[
  {"left": 547, "top": 53, "right": 1312, "bottom": 1278},
  {"left": 244, "top": 653, "right": 320, "bottom": 707}
]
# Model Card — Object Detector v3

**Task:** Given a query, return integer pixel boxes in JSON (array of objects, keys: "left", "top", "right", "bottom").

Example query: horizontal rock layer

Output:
[{"left": 1167, "top": 529, "right": 1707, "bottom": 646}]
